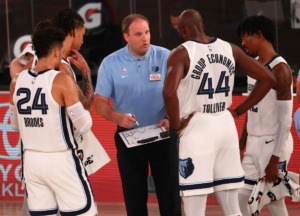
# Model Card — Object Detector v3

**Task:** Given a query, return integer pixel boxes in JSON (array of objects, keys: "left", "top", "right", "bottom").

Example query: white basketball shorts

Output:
[
  {"left": 242, "top": 133, "right": 293, "bottom": 190},
  {"left": 24, "top": 149, "right": 97, "bottom": 216},
  {"left": 179, "top": 110, "right": 244, "bottom": 197}
]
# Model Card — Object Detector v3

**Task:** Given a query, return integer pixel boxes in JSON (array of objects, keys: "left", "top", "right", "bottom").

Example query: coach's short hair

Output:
[{"left": 122, "top": 14, "right": 149, "bottom": 34}]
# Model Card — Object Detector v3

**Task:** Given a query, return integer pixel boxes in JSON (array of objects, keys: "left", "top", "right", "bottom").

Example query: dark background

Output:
[{"left": 0, "top": 0, "right": 299, "bottom": 93}]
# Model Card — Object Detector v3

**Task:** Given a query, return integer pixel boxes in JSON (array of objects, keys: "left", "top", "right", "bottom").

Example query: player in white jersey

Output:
[
  {"left": 10, "top": 10, "right": 95, "bottom": 216},
  {"left": 163, "top": 9, "right": 276, "bottom": 216},
  {"left": 237, "top": 15, "right": 293, "bottom": 216},
  {"left": 9, "top": 26, "right": 97, "bottom": 216}
]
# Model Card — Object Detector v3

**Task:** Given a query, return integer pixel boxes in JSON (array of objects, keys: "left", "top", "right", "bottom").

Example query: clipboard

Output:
[{"left": 119, "top": 124, "right": 170, "bottom": 148}]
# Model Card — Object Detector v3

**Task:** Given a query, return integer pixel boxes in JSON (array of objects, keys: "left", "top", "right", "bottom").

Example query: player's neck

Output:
[
  {"left": 62, "top": 36, "right": 73, "bottom": 58},
  {"left": 33, "top": 58, "right": 57, "bottom": 72},
  {"left": 257, "top": 43, "right": 277, "bottom": 65}
]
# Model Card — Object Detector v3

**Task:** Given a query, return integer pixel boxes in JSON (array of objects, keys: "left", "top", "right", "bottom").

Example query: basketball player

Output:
[
  {"left": 10, "top": 9, "right": 95, "bottom": 215},
  {"left": 9, "top": 26, "right": 97, "bottom": 216},
  {"left": 51, "top": 8, "right": 94, "bottom": 110},
  {"left": 10, "top": 9, "right": 94, "bottom": 110},
  {"left": 237, "top": 15, "right": 293, "bottom": 216},
  {"left": 163, "top": 9, "right": 276, "bottom": 216}
]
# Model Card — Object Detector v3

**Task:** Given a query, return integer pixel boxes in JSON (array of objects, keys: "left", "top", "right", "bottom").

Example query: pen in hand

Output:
[{"left": 128, "top": 113, "right": 139, "bottom": 126}]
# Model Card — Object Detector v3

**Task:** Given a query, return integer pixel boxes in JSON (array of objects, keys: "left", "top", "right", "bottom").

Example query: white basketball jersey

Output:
[
  {"left": 178, "top": 38, "right": 235, "bottom": 118},
  {"left": 247, "top": 56, "right": 292, "bottom": 136},
  {"left": 13, "top": 69, "right": 77, "bottom": 152}
]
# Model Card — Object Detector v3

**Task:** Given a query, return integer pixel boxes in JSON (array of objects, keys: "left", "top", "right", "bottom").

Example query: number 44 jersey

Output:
[
  {"left": 177, "top": 38, "right": 235, "bottom": 119},
  {"left": 13, "top": 69, "right": 77, "bottom": 152}
]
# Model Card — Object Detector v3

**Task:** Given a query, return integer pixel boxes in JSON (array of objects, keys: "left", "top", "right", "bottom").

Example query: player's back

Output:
[
  {"left": 178, "top": 38, "right": 235, "bottom": 118},
  {"left": 13, "top": 69, "right": 77, "bottom": 152}
]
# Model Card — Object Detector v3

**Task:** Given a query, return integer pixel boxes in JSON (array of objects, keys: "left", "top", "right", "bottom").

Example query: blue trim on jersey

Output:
[
  {"left": 30, "top": 209, "right": 58, "bottom": 216},
  {"left": 60, "top": 149, "right": 93, "bottom": 215},
  {"left": 179, "top": 176, "right": 245, "bottom": 191},
  {"left": 28, "top": 69, "right": 52, "bottom": 77},
  {"left": 245, "top": 178, "right": 257, "bottom": 186},
  {"left": 189, "top": 37, "right": 217, "bottom": 44},
  {"left": 60, "top": 106, "right": 74, "bottom": 149},
  {"left": 68, "top": 118, "right": 79, "bottom": 149}
]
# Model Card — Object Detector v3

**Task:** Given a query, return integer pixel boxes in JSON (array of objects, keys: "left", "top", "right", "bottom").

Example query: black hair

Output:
[
  {"left": 52, "top": 8, "right": 84, "bottom": 37},
  {"left": 34, "top": 19, "right": 53, "bottom": 31},
  {"left": 32, "top": 27, "right": 65, "bottom": 58},
  {"left": 237, "top": 15, "right": 275, "bottom": 43}
]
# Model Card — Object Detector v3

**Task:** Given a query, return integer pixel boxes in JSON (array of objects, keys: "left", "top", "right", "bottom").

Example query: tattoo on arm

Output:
[{"left": 78, "top": 69, "right": 94, "bottom": 110}]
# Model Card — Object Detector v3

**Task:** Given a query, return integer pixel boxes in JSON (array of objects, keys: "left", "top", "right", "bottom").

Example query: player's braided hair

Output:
[
  {"left": 32, "top": 27, "right": 65, "bottom": 58},
  {"left": 237, "top": 15, "right": 275, "bottom": 44},
  {"left": 52, "top": 8, "right": 84, "bottom": 37}
]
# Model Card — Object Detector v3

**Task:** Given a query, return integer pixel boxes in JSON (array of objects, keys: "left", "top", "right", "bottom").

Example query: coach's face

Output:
[{"left": 124, "top": 19, "right": 150, "bottom": 58}]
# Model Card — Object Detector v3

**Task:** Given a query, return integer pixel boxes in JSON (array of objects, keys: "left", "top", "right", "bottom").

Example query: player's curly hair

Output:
[
  {"left": 32, "top": 27, "right": 65, "bottom": 58},
  {"left": 237, "top": 15, "right": 275, "bottom": 44},
  {"left": 52, "top": 8, "right": 84, "bottom": 37}
]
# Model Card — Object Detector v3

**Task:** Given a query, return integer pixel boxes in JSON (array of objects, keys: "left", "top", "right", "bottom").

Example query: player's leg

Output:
[
  {"left": 114, "top": 131, "right": 149, "bottom": 216},
  {"left": 238, "top": 188, "right": 251, "bottom": 216},
  {"left": 238, "top": 135, "right": 266, "bottom": 216},
  {"left": 52, "top": 150, "right": 97, "bottom": 216},
  {"left": 267, "top": 198, "right": 288, "bottom": 216},
  {"left": 149, "top": 130, "right": 181, "bottom": 216},
  {"left": 21, "top": 196, "right": 30, "bottom": 216},
  {"left": 182, "top": 195, "right": 207, "bottom": 216},
  {"left": 215, "top": 189, "right": 242, "bottom": 216},
  {"left": 25, "top": 150, "right": 97, "bottom": 216},
  {"left": 24, "top": 151, "right": 58, "bottom": 216}
]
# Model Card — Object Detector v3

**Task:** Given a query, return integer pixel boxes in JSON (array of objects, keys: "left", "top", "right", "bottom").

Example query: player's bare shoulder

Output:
[
  {"left": 59, "top": 63, "right": 75, "bottom": 80},
  {"left": 272, "top": 62, "right": 292, "bottom": 99},
  {"left": 169, "top": 45, "right": 189, "bottom": 62}
]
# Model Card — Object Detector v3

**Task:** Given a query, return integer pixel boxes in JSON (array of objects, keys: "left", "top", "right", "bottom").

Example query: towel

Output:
[
  {"left": 248, "top": 170, "right": 300, "bottom": 215},
  {"left": 76, "top": 130, "right": 111, "bottom": 175}
]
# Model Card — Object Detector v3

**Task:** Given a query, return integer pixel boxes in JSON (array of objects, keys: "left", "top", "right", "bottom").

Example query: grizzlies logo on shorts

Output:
[{"left": 179, "top": 157, "right": 194, "bottom": 179}]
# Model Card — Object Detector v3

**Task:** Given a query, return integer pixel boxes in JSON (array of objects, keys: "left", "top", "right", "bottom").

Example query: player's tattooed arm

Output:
[
  {"left": 59, "top": 59, "right": 94, "bottom": 111},
  {"left": 78, "top": 70, "right": 94, "bottom": 111},
  {"left": 68, "top": 49, "right": 94, "bottom": 111}
]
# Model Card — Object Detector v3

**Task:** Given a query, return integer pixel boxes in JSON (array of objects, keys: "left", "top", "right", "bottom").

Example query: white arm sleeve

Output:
[
  {"left": 273, "top": 100, "right": 293, "bottom": 157},
  {"left": 67, "top": 102, "right": 92, "bottom": 135},
  {"left": 9, "top": 104, "right": 19, "bottom": 131}
]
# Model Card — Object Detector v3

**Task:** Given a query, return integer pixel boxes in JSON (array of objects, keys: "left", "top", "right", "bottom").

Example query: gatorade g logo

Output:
[
  {"left": 0, "top": 103, "right": 21, "bottom": 160},
  {"left": 78, "top": 3, "right": 101, "bottom": 29},
  {"left": 13, "top": 35, "right": 32, "bottom": 58}
]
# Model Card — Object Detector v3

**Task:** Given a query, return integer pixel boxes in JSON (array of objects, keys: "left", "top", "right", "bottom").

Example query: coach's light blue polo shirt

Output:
[{"left": 95, "top": 45, "right": 170, "bottom": 127}]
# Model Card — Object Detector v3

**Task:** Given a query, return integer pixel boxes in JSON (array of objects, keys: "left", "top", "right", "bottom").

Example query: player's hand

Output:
[
  {"left": 175, "top": 112, "right": 195, "bottom": 134},
  {"left": 157, "top": 118, "right": 170, "bottom": 131},
  {"left": 68, "top": 49, "right": 90, "bottom": 74},
  {"left": 264, "top": 155, "right": 279, "bottom": 183},
  {"left": 228, "top": 108, "right": 239, "bottom": 119}
]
